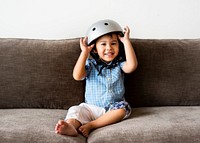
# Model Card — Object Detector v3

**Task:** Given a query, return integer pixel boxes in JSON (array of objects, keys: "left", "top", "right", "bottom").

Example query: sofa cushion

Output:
[
  {"left": 1, "top": 38, "right": 200, "bottom": 109},
  {"left": 0, "top": 109, "right": 85, "bottom": 143},
  {"left": 0, "top": 38, "right": 85, "bottom": 109},
  {"left": 125, "top": 39, "right": 200, "bottom": 107},
  {"left": 87, "top": 106, "right": 200, "bottom": 143}
]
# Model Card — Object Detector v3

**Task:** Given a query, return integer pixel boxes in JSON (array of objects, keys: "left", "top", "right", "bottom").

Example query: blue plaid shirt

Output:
[{"left": 84, "top": 58, "right": 126, "bottom": 108}]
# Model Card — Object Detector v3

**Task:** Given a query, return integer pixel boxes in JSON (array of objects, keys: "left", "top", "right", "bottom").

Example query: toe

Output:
[
  {"left": 55, "top": 124, "right": 60, "bottom": 131},
  {"left": 58, "top": 120, "right": 65, "bottom": 125}
]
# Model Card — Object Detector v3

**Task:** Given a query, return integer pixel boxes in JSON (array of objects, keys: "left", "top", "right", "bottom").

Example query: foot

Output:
[
  {"left": 55, "top": 120, "right": 78, "bottom": 136},
  {"left": 79, "top": 123, "right": 93, "bottom": 137}
]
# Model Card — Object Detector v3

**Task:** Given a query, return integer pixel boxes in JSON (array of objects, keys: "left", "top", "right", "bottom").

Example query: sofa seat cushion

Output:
[
  {"left": 87, "top": 106, "right": 200, "bottom": 143},
  {"left": 0, "top": 109, "right": 85, "bottom": 143}
]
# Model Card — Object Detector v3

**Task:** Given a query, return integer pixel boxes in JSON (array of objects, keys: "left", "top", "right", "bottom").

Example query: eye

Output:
[
  {"left": 101, "top": 43, "right": 106, "bottom": 46},
  {"left": 111, "top": 42, "right": 117, "bottom": 45}
]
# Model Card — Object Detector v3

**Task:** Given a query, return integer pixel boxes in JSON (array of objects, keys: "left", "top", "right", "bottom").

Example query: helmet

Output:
[{"left": 86, "top": 19, "right": 124, "bottom": 45}]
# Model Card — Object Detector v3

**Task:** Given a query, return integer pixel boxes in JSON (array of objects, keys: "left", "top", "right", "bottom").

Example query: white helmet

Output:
[{"left": 86, "top": 19, "right": 124, "bottom": 45}]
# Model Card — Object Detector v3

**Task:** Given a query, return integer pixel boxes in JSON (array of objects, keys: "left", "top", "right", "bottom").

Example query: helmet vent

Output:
[
  {"left": 92, "top": 27, "right": 96, "bottom": 31},
  {"left": 104, "top": 23, "right": 108, "bottom": 26}
]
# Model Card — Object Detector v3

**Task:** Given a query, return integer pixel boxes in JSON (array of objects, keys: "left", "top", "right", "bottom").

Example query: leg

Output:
[
  {"left": 79, "top": 108, "right": 126, "bottom": 137},
  {"left": 55, "top": 119, "right": 81, "bottom": 136},
  {"left": 55, "top": 103, "right": 97, "bottom": 136}
]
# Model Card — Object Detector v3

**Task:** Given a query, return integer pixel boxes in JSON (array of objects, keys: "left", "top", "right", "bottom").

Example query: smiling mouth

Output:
[{"left": 104, "top": 52, "right": 114, "bottom": 56}]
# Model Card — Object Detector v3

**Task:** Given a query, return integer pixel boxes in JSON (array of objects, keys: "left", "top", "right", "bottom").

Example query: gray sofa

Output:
[{"left": 0, "top": 38, "right": 200, "bottom": 143}]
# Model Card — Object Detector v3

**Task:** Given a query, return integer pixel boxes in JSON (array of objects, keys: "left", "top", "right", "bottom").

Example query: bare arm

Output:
[
  {"left": 118, "top": 26, "right": 138, "bottom": 73},
  {"left": 73, "top": 37, "right": 94, "bottom": 80}
]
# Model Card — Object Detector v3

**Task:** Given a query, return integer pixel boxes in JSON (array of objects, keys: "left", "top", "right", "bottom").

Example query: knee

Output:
[
  {"left": 68, "top": 105, "right": 81, "bottom": 112},
  {"left": 68, "top": 105, "right": 90, "bottom": 118},
  {"left": 118, "top": 108, "right": 126, "bottom": 117},
  {"left": 112, "top": 108, "right": 126, "bottom": 119}
]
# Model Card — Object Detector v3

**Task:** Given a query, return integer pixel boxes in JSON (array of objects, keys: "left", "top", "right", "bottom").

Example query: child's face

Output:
[{"left": 95, "top": 33, "right": 119, "bottom": 63}]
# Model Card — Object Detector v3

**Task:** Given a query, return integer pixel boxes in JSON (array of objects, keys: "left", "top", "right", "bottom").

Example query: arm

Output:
[
  {"left": 73, "top": 37, "right": 94, "bottom": 80},
  {"left": 118, "top": 26, "right": 138, "bottom": 73}
]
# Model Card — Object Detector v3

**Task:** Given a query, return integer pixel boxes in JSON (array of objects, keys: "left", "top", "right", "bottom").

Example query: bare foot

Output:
[
  {"left": 79, "top": 123, "right": 93, "bottom": 137},
  {"left": 55, "top": 120, "right": 78, "bottom": 136}
]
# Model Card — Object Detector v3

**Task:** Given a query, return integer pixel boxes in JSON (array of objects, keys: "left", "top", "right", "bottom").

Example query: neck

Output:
[{"left": 99, "top": 58, "right": 112, "bottom": 65}]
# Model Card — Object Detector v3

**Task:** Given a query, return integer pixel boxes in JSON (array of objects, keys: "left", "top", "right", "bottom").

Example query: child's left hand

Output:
[{"left": 118, "top": 26, "right": 130, "bottom": 43}]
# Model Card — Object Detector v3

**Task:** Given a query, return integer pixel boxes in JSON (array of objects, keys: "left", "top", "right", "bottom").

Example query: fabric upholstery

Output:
[
  {"left": 0, "top": 38, "right": 85, "bottom": 109},
  {"left": 1, "top": 107, "right": 199, "bottom": 143},
  {"left": 125, "top": 39, "right": 200, "bottom": 107},
  {"left": 0, "top": 109, "right": 86, "bottom": 143},
  {"left": 87, "top": 106, "right": 200, "bottom": 143},
  {"left": 0, "top": 38, "right": 200, "bottom": 143},
  {"left": 1, "top": 38, "right": 200, "bottom": 109}
]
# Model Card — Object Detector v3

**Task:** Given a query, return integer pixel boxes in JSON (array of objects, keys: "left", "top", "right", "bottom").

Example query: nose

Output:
[{"left": 106, "top": 44, "right": 112, "bottom": 50}]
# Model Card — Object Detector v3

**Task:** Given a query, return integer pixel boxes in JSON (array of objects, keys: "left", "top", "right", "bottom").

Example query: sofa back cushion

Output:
[
  {"left": 125, "top": 39, "right": 200, "bottom": 107},
  {"left": 0, "top": 38, "right": 85, "bottom": 109},
  {"left": 0, "top": 38, "right": 200, "bottom": 109}
]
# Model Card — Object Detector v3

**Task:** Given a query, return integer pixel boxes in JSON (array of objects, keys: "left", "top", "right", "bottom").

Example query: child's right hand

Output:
[{"left": 80, "top": 37, "right": 95, "bottom": 55}]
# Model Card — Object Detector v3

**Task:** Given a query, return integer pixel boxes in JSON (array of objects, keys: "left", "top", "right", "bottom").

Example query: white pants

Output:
[{"left": 65, "top": 103, "right": 106, "bottom": 125}]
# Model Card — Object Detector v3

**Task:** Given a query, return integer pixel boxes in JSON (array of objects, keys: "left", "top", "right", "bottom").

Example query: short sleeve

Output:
[
  {"left": 119, "top": 61, "right": 125, "bottom": 70},
  {"left": 85, "top": 59, "right": 93, "bottom": 78}
]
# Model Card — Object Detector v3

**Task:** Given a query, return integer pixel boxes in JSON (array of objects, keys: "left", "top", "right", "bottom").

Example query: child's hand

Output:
[
  {"left": 118, "top": 26, "right": 130, "bottom": 43},
  {"left": 80, "top": 37, "right": 95, "bottom": 54}
]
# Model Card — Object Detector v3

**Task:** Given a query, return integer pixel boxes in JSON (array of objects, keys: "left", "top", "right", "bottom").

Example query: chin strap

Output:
[{"left": 91, "top": 57, "right": 124, "bottom": 76}]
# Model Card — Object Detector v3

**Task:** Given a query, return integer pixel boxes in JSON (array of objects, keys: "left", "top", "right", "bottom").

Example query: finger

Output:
[
  {"left": 80, "top": 38, "right": 83, "bottom": 45},
  {"left": 126, "top": 26, "right": 130, "bottom": 33},
  {"left": 118, "top": 35, "right": 123, "bottom": 42},
  {"left": 89, "top": 44, "right": 95, "bottom": 50},
  {"left": 118, "top": 32, "right": 123, "bottom": 38},
  {"left": 83, "top": 37, "right": 88, "bottom": 45},
  {"left": 80, "top": 37, "right": 84, "bottom": 43},
  {"left": 124, "top": 26, "right": 130, "bottom": 36},
  {"left": 80, "top": 38, "right": 85, "bottom": 48},
  {"left": 124, "top": 26, "right": 130, "bottom": 32}
]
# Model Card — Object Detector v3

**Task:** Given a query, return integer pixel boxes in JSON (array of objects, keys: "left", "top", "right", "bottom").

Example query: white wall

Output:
[{"left": 0, "top": 0, "right": 200, "bottom": 39}]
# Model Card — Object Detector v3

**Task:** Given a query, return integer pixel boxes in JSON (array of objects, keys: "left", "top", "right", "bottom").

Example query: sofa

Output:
[{"left": 0, "top": 38, "right": 200, "bottom": 143}]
